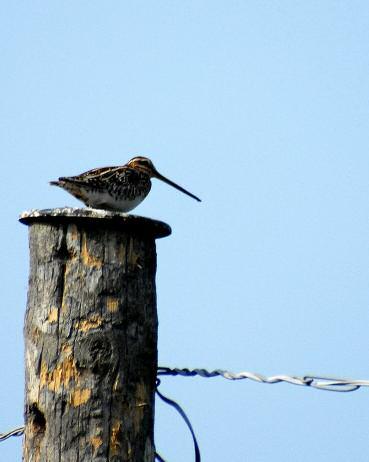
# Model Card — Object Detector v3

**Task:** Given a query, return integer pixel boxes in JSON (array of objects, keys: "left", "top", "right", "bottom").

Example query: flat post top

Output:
[{"left": 19, "top": 207, "right": 171, "bottom": 239}]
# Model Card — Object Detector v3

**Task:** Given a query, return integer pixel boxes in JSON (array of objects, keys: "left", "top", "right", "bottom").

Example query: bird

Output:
[{"left": 50, "top": 156, "right": 201, "bottom": 212}]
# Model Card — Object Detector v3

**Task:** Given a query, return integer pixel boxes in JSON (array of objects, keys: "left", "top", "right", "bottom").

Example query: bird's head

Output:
[
  {"left": 127, "top": 156, "right": 201, "bottom": 202},
  {"left": 127, "top": 156, "right": 157, "bottom": 177}
]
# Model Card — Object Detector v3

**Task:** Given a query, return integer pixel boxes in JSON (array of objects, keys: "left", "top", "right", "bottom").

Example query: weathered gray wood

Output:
[{"left": 20, "top": 208, "right": 171, "bottom": 462}]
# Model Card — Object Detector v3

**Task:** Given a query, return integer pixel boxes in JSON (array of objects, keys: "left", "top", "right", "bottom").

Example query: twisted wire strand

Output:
[
  {"left": 3, "top": 367, "right": 369, "bottom": 448},
  {"left": 157, "top": 367, "right": 369, "bottom": 392},
  {"left": 0, "top": 426, "right": 24, "bottom": 442}
]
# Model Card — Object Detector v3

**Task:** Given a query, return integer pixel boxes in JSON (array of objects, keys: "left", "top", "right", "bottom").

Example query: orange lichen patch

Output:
[
  {"left": 47, "top": 307, "right": 58, "bottom": 323},
  {"left": 81, "top": 233, "right": 102, "bottom": 269},
  {"left": 91, "top": 435, "right": 103, "bottom": 454},
  {"left": 106, "top": 297, "right": 119, "bottom": 313},
  {"left": 110, "top": 421, "right": 122, "bottom": 456},
  {"left": 70, "top": 387, "right": 91, "bottom": 407},
  {"left": 75, "top": 314, "right": 103, "bottom": 331},
  {"left": 40, "top": 357, "right": 79, "bottom": 392}
]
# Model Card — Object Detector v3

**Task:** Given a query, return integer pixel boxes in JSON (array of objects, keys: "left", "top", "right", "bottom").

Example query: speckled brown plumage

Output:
[{"left": 50, "top": 156, "right": 201, "bottom": 212}]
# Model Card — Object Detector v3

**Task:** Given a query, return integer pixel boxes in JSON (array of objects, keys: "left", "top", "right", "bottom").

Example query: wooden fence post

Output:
[{"left": 20, "top": 208, "right": 171, "bottom": 462}]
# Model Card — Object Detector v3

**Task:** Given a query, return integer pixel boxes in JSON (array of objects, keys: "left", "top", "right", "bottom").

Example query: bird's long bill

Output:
[{"left": 154, "top": 171, "right": 201, "bottom": 202}]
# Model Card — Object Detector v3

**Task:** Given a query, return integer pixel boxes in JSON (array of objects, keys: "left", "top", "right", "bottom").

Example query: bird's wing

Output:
[
  {"left": 58, "top": 167, "right": 144, "bottom": 190},
  {"left": 73, "top": 166, "right": 121, "bottom": 180}
]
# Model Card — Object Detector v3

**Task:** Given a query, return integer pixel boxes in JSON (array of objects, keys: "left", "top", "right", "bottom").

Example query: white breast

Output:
[{"left": 87, "top": 191, "right": 146, "bottom": 212}]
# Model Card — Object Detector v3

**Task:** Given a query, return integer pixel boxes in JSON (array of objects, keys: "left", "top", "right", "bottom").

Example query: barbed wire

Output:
[
  {"left": 3, "top": 366, "right": 369, "bottom": 462},
  {"left": 157, "top": 366, "right": 369, "bottom": 392},
  {"left": 0, "top": 426, "right": 24, "bottom": 442}
]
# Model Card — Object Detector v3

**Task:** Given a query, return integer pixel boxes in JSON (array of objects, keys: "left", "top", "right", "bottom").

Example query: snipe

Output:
[{"left": 50, "top": 156, "right": 201, "bottom": 212}]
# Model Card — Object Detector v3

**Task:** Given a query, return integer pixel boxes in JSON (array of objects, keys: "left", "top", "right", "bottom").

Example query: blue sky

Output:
[{"left": 1, "top": 1, "right": 369, "bottom": 460}]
